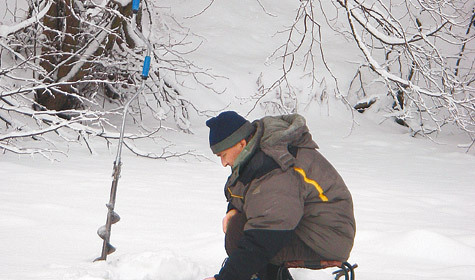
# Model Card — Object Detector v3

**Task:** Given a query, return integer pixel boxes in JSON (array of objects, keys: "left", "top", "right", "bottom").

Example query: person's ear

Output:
[{"left": 240, "top": 139, "right": 247, "bottom": 148}]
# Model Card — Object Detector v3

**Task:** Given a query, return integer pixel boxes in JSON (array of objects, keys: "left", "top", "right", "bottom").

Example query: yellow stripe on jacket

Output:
[
  {"left": 293, "top": 167, "right": 329, "bottom": 202},
  {"left": 227, "top": 187, "right": 244, "bottom": 199}
]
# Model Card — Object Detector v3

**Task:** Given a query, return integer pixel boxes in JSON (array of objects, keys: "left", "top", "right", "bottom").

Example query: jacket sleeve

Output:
[
  {"left": 216, "top": 170, "right": 304, "bottom": 280},
  {"left": 227, "top": 202, "right": 237, "bottom": 213},
  {"left": 244, "top": 169, "right": 304, "bottom": 231},
  {"left": 215, "top": 229, "right": 293, "bottom": 280}
]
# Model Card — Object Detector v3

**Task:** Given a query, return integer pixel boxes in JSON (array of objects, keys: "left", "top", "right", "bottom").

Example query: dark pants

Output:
[{"left": 225, "top": 212, "right": 322, "bottom": 266}]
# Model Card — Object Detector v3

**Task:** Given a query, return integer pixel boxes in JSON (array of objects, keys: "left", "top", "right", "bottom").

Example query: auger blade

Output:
[
  {"left": 106, "top": 242, "right": 116, "bottom": 255},
  {"left": 111, "top": 211, "right": 120, "bottom": 224},
  {"left": 94, "top": 242, "right": 116, "bottom": 262},
  {"left": 97, "top": 225, "right": 108, "bottom": 240},
  {"left": 97, "top": 210, "right": 119, "bottom": 240}
]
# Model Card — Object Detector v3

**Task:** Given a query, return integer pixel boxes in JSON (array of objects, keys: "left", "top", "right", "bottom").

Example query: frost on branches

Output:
[
  {"left": 253, "top": 0, "right": 474, "bottom": 149},
  {"left": 0, "top": 0, "right": 215, "bottom": 158}
]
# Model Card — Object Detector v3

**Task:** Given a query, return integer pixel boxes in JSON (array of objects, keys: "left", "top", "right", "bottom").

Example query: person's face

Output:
[{"left": 216, "top": 139, "right": 246, "bottom": 168}]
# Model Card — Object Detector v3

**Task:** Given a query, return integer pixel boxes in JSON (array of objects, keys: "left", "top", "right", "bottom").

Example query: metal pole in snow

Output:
[{"left": 95, "top": 0, "right": 151, "bottom": 261}]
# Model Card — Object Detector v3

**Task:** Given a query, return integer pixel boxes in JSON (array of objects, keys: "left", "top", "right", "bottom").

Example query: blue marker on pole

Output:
[
  {"left": 142, "top": 56, "right": 151, "bottom": 79},
  {"left": 132, "top": 0, "right": 141, "bottom": 13}
]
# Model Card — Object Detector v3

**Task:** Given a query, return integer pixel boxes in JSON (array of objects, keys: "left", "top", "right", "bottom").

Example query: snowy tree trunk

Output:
[
  {"left": 35, "top": 0, "right": 139, "bottom": 112},
  {"left": 36, "top": 0, "right": 82, "bottom": 111}
]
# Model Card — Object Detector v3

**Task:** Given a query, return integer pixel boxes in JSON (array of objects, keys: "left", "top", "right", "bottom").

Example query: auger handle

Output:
[
  {"left": 142, "top": 56, "right": 151, "bottom": 79},
  {"left": 132, "top": 0, "right": 140, "bottom": 13}
]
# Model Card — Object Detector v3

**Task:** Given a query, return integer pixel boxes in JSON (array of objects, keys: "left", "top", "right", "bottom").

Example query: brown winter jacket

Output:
[{"left": 224, "top": 114, "right": 356, "bottom": 262}]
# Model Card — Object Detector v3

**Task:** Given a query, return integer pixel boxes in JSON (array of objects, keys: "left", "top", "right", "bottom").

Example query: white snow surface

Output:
[
  {"left": 1, "top": 0, "right": 475, "bottom": 279},
  {"left": 2, "top": 117, "right": 474, "bottom": 280}
]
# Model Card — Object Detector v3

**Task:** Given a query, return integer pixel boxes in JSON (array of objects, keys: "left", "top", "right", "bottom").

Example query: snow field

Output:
[{"left": 1, "top": 117, "right": 474, "bottom": 280}]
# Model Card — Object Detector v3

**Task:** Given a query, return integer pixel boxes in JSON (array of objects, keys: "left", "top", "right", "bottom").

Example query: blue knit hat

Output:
[{"left": 206, "top": 111, "right": 255, "bottom": 154}]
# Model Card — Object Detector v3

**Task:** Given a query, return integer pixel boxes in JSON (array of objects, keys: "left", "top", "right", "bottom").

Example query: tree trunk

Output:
[
  {"left": 35, "top": 0, "right": 138, "bottom": 112},
  {"left": 36, "top": 0, "right": 82, "bottom": 111}
]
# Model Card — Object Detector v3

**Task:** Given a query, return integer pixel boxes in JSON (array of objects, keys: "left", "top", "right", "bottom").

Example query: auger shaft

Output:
[
  {"left": 95, "top": 0, "right": 151, "bottom": 261},
  {"left": 95, "top": 161, "right": 121, "bottom": 261}
]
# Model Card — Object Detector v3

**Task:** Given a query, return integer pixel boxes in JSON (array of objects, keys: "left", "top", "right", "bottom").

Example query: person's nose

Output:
[{"left": 220, "top": 156, "right": 228, "bottom": 167}]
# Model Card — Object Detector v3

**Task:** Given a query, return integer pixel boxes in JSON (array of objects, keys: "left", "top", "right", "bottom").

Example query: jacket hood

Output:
[
  {"left": 259, "top": 114, "right": 318, "bottom": 170},
  {"left": 229, "top": 114, "right": 318, "bottom": 185}
]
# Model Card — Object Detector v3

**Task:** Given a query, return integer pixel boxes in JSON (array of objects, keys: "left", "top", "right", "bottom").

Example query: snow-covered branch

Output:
[
  {"left": 0, "top": 0, "right": 220, "bottom": 157},
  {"left": 338, "top": 0, "right": 474, "bottom": 138},
  {"left": 257, "top": 0, "right": 474, "bottom": 146},
  {"left": 0, "top": 0, "right": 52, "bottom": 38}
]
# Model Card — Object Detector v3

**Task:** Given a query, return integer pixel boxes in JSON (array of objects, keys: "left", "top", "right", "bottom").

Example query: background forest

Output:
[{"left": 1, "top": 0, "right": 474, "bottom": 155}]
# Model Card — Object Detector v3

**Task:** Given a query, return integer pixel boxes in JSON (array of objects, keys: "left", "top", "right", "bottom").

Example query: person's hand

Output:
[
  {"left": 203, "top": 277, "right": 216, "bottom": 280},
  {"left": 222, "top": 209, "right": 238, "bottom": 233}
]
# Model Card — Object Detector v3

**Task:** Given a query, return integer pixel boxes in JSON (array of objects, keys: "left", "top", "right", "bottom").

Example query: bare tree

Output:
[
  {"left": 0, "top": 0, "right": 216, "bottom": 158},
  {"left": 252, "top": 0, "right": 475, "bottom": 149}
]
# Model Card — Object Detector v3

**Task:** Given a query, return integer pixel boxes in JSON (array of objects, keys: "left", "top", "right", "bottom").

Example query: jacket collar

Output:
[{"left": 226, "top": 114, "right": 319, "bottom": 186}]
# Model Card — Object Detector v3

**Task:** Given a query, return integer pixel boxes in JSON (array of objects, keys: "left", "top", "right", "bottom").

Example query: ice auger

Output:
[{"left": 95, "top": 0, "right": 151, "bottom": 262}]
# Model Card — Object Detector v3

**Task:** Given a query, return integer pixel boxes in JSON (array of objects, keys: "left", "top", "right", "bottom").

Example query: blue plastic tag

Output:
[
  {"left": 142, "top": 56, "right": 151, "bottom": 79},
  {"left": 132, "top": 0, "right": 140, "bottom": 13}
]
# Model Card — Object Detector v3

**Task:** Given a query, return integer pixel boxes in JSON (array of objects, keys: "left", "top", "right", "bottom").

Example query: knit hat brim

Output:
[{"left": 210, "top": 121, "right": 255, "bottom": 154}]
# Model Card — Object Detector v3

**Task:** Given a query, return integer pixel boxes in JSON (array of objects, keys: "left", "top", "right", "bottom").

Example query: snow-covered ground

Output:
[
  {"left": 1, "top": 0, "right": 475, "bottom": 280},
  {"left": 1, "top": 115, "right": 474, "bottom": 280}
]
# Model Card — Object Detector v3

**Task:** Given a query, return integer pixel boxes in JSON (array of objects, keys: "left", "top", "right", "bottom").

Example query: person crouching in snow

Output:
[{"left": 203, "top": 111, "right": 356, "bottom": 280}]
